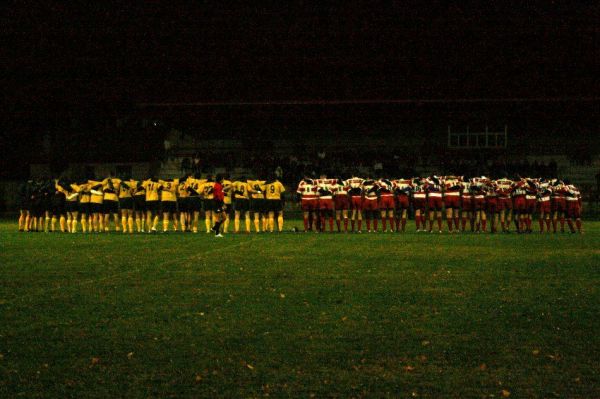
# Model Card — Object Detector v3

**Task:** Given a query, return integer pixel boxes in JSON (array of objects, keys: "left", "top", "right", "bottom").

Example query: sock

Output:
[
  {"left": 539, "top": 218, "right": 544, "bottom": 232},
  {"left": 254, "top": 218, "right": 260, "bottom": 232},
  {"left": 366, "top": 218, "right": 371, "bottom": 231},
  {"left": 214, "top": 221, "right": 222, "bottom": 235},
  {"left": 416, "top": 216, "right": 421, "bottom": 230},
  {"left": 205, "top": 217, "right": 211, "bottom": 232},
  {"left": 437, "top": 217, "right": 442, "bottom": 231},
  {"left": 446, "top": 218, "right": 453, "bottom": 232},
  {"left": 329, "top": 217, "right": 334, "bottom": 232},
  {"left": 128, "top": 217, "right": 133, "bottom": 233},
  {"left": 277, "top": 215, "right": 283, "bottom": 231},
  {"left": 482, "top": 219, "right": 487, "bottom": 232},
  {"left": 461, "top": 217, "right": 467, "bottom": 231},
  {"left": 567, "top": 219, "right": 575, "bottom": 232},
  {"left": 81, "top": 218, "right": 87, "bottom": 233},
  {"left": 303, "top": 216, "right": 309, "bottom": 231},
  {"left": 136, "top": 218, "right": 141, "bottom": 232},
  {"left": 223, "top": 217, "right": 229, "bottom": 233},
  {"left": 373, "top": 218, "right": 378, "bottom": 231},
  {"left": 401, "top": 218, "right": 406, "bottom": 231},
  {"left": 545, "top": 218, "right": 550, "bottom": 231},
  {"left": 163, "top": 218, "right": 169, "bottom": 232},
  {"left": 336, "top": 219, "right": 341, "bottom": 232},
  {"left": 122, "top": 217, "right": 127, "bottom": 232},
  {"left": 50, "top": 217, "right": 56, "bottom": 232},
  {"left": 343, "top": 218, "right": 348, "bottom": 232},
  {"left": 351, "top": 220, "right": 355, "bottom": 231},
  {"left": 560, "top": 217, "right": 565, "bottom": 232},
  {"left": 245, "top": 217, "right": 251, "bottom": 233},
  {"left": 453, "top": 217, "right": 460, "bottom": 231},
  {"left": 357, "top": 220, "right": 362, "bottom": 231},
  {"left": 234, "top": 216, "right": 240, "bottom": 233},
  {"left": 269, "top": 216, "right": 275, "bottom": 232},
  {"left": 382, "top": 217, "right": 387, "bottom": 231},
  {"left": 575, "top": 219, "right": 581, "bottom": 232}
]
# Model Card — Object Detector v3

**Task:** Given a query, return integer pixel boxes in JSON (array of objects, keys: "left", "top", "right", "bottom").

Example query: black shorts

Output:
[
  {"left": 188, "top": 197, "right": 202, "bottom": 212},
  {"left": 203, "top": 199, "right": 215, "bottom": 212},
  {"left": 161, "top": 201, "right": 177, "bottom": 213},
  {"left": 42, "top": 197, "right": 52, "bottom": 213},
  {"left": 146, "top": 200, "right": 160, "bottom": 213},
  {"left": 214, "top": 200, "right": 225, "bottom": 213},
  {"left": 224, "top": 202, "right": 233, "bottom": 215},
  {"left": 266, "top": 199, "right": 283, "bottom": 212},
  {"left": 250, "top": 198, "right": 265, "bottom": 213},
  {"left": 120, "top": 197, "right": 134, "bottom": 210},
  {"left": 79, "top": 202, "right": 90, "bottom": 215},
  {"left": 103, "top": 200, "right": 119, "bottom": 213},
  {"left": 234, "top": 198, "right": 250, "bottom": 212},
  {"left": 65, "top": 201, "right": 78, "bottom": 213},
  {"left": 90, "top": 202, "right": 103, "bottom": 214},
  {"left": 19, "top": 198, "right": 30, "bottom": 211},
  {"left": 134, "top": 196, "right": 146, "bottom": 212},
  {"left": 31, "top": 199, "right": 44, "bottom": 217},
  {"left": 177, "top": 197, "right": 189, "bottom": 212}
]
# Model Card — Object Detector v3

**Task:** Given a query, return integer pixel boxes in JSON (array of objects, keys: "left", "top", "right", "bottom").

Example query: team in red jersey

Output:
[{"left": 294, "top": 175, "right": 584, "bottom": 234}]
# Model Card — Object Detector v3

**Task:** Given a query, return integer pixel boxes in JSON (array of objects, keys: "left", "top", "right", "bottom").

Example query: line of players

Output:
[
  {"left": 296, "top": 175, "right": 584, "bottom": 234},
  {"left": 17, "top": 175, "right": 286, "bottom": 234}
]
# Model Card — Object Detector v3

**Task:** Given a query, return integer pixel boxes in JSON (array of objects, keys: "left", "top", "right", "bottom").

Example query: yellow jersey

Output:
[
  {"left": 159, "top": 179, "right": 179, "bottom": 202},
  {"left": 186, "top": 177, "right": 206, "bottom": 197},
  {"left": 88, "top": 180, "right": 104, "bottom": 204},
  {"left": 222, "top": 179, "right": 233, "bottom": 204},
  {"left": 103, "top": 178, "right": 121, "bottom": 202},
  {"left": 265, "top": 181, "right": 285, "bottom": 200},
  {"left": 232, "top": 181, "right": 250, "bottom": 199},
  {"left": 177, "top": 181, "right": 189, "bottom": 198},
  {"left": 75, "top": 183, "right": 90, "bottom": 203},
  {"left": 142, "top": 179, "right": 161, "bottom": 202},
  {"left": 201, "top": 181, "right": 215, "bottom": 200},
  {"left": 248, "top": 180, "right": 266, "bottom": 199},
  {"left": 133, "top": 182, "right": 146, "bottom": 198},
  {"left": 119, "top": 180, "right": 137, "bottom": 199}
]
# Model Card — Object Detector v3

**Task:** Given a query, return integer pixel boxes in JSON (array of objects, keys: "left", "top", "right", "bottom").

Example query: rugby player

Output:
[
  {"left": 159, "top": 178, "right": 179, "bottom": 232},
  {"left": 264, "top": 176, "right": 286, "bottom": 232},
  {"left": 232, "top": 177, "right": 251, "bottom": 233},
  {"left": 424, "top": 176, "right": 443, "bottom": 233},
  {"left": 361, "top": 178, "right": 379, "bottom": 232},
  {"left": 412, "top": 178, "right": 427, "bottom": 232},
  {"left": 297, "top": 176, "right": 319, "bottom": 232},
  {"left": 333, "top": 178, "right": 350, "bottom": 232},
  {"left": 442, "top": 175, "right": 461, "bottom": 233},
  {"left": 377, "top": 178, "right": 395, "bottom": 232},
  {"left": 316, "top": 176, "right": 335, "bottom": 232},
  {"left": 392, "top": 178, "right": 411, "bottom": 232},
  {"left": 345, "top": 176, "right": 364, "bottom": 232}
]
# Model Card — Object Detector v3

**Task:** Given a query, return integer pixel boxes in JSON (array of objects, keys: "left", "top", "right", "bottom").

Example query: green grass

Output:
[{"left": 0, "top": 220, "right": 599, "bottom": 398}]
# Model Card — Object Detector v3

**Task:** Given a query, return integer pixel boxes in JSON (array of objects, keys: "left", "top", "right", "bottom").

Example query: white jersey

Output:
[
  {"left": 296, "top": 179, "right": 318, "bottom": 199},
  {"left": 362, "top": 179, "right": 378, "bottom": 200},
  {"left": 316, "top": 179, "right": 336, "bottom": 199},
  {"left": 345, "top": 177, "right": 364, "bottom": 196}
]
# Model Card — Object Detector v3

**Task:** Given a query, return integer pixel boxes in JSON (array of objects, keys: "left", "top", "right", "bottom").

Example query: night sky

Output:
[{"left": 3, "top": 3, "right": 598, "bottom": 107}]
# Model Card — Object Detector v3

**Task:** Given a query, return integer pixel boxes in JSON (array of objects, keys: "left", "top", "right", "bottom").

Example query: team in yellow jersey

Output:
[{"left": 17, "top": 174, "right": 287, "bottom": 234}]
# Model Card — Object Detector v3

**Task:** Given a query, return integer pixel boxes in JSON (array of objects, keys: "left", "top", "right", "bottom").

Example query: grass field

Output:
[{"left": 0, "top": 220, "right": 599, "bottom": 398}]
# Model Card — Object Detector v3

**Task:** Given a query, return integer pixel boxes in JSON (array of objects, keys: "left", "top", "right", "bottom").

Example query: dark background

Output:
[{"left": 1, "top": 3, "right": 598, "bottom": 176}]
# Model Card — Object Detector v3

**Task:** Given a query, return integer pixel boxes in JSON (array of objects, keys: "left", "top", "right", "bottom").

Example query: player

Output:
[
  {"left": 88, "top": 178, "right": 105, "bottom": 232},
  {"left": 202, "top": 176, "right": 216, "bottom": 233},
  {"left": 412, "top": 178, "right": 427, "bottom": 232},
  {"left": 424, "top": 176, "right": 443, "bottom": 233},
  {"left": 210, "top": 174, "right": 226, "bottom": 237},
  {"left": 523, "top": 178, "right": 538, "bottom": 233},
  {"left": 392, "top": 178, "right": 411, "bottom": 232},
  {"left": 377, "top": 178, "right": 395, "bottom": 232},
  {"left": 17, "top": 180, "right": 33, "bottom": 232},
  {"left": 316, "top": 176, "right": 336, "bottom": 232},
  {"left": 159, "top": 178, "right": 179, "bottom": 232},
  {"left": 297, "top": 176, "right": 319, "bottom": 232},
  {"left": 536, "top": 179, "right": 552, "bottom": 233},
  {"left": 471, "top": 177, "right": 487, "bottom": 233},
  {"left": 102, "top": 176, "right": 121, "bottom": 232},
  {"left": 442, "top": 175, "right": 462, "bottom": 233},
  {"left": 232, "top": 177, "right": 251, "bottom": 233},
  {"left": 177, "top": 177, "right": 190, "bottom": 232},
  {"left": 485, "top": 179, "right": 499, "bottom": 233},
  {"left": 332, "top": 178, "right": 350, "bottom": 232},
  {"left": 220, "top": 176, "right": 233, "bottom": 233},
  {"left": 511, "top": 177, "right": 528, "bottom": 233},
  {"left": 51, "top": 179, "right": 68, "bottom": 232},
  {"left": 132, "top": 180, "right": 146, "bottom": 232},
  {"left": 345, "top": 176, "right": 364, "bottom": 232},
  {"left": 564, "top": 180, "right": 583, "bottom": 233},
  {"left": 75, "top": 181, "right": 91, "bottom": 233},
  {"left": 264, "top": 176, "right": 286, "bottom": 232},
  {"left": 185, "top": 174, "right": 205, "bottom": 233},
  {"left": 494, "top": 177, "right": 514, "bottom": 233},
  {"left": 361, "top": 178, "right": 379, "bottom": 232},
  {"left": 551, "top": 179, "right": 567, "bottom": 233},
  {"left": 142, "top": 177, "right": 161, "bottom": 233},
  {"left": 460, "top": 179, "right": 474, "bottom": 232},
  {"left": 62, "top": 180, "right": 80, "bottom": 233},
  {"left": 118, "top": 177, "right": 136, "bottom": 233}
]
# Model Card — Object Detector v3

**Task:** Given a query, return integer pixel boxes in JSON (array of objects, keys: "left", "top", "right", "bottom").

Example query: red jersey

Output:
[
  {"left": 213, "top": 182, "right": 224, "bottom": 202},
  {"left": 297, "top": 179, "right": 318, "bottom": 200}
]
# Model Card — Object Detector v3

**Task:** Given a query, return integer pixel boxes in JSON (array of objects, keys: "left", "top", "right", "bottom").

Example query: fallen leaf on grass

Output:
[
  {"left": 421, "top": 340, "right": 430, "bottom": 346},
  {"left": 532, "top": 349, "right": 540, "bottom": 356},
  {"left": 279, "top": 293, "right": 286, "bottom": 299},
  {"left": 195, "top": 374, "right": 202, "bottom": 382},
  {"left": 90, "top": 357, "right": 100, "bottom": 365},
  {"left": 246, "top": 363, "right": 254, "bottom": 370},
  {"left": 479, "top": 363, "right": 487, "bottom": 371},
  {"left": 341, "top": 316, "right": 348, "bottom": 322},
  {"left": 501, "top": 389, "right": 511, "bottom": 397},
  {"left": 403, "top": 365, "right": 415, "bottom": 372},
  {"left": 127, "top": 352, "right": 134, "bottom": 359}
]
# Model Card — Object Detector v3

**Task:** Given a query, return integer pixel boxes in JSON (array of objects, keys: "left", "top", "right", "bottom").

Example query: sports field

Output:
[{"left": 0, "top": 220, "right": 598, "bottom": 398}]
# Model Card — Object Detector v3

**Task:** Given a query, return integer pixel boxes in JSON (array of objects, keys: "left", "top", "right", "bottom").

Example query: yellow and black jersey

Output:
[
  {"left": 177, "top": 181, "right": 189, "bottom": 198},
  {"left": 88, "top": 180, "right": 104, "bottom": 204},
  {"left": 201, "top": 181, "right": 215, "bottom": 200},
  {"left": 248, "top": 180, "right": 266, "bottom": 199},
  {"left": 159, "top": 179, "right": 179, "bottom": 202},
  {"left": 222, "top": 179, "right": 233, "bottom": 204},
  {"left": 232, "top": 181, "right": 250, "bottom": 199},
  {"left": 142, "top": 179, "right": 161, "bottom": 202},
  {"left": 74, "top": 183, "right": 90, "bottom": 203},
  {"left": 119, "top": 180, "right": 137, "bottom": 199},
  {"left": 133, "top": 182, "right": 146, "bottom": 198},
  {"left": 103, "top": 178, "right": 121, "bottom": 202},
  {"left": 185, "top": 177, "right": 206, "bottom": 197},
  {"left": 265, "top": 181, "right": 285, "bottom": 200}
]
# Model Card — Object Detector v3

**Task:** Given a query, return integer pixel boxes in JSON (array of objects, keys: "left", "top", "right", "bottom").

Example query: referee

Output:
[{"left": 211, "top": 174, "right": 226, "bottom": 237}]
